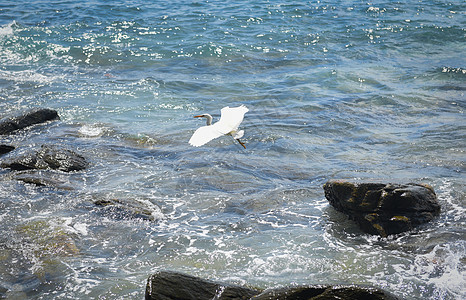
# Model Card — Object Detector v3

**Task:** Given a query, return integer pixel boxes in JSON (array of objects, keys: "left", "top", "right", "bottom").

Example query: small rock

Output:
[
  {"left": 323, "top": 181, "right": 441, "bottom": 237},
  {"left": 145, "top": 271, "right": 261, "bottom": 300},
  {"left": 0, "top": 144, "right": 15, "bottom": 155},
  {"left": 12, "top": 170, "right": 74, "bottom": 190},
  {"left": 1, "top": 145, "right": 87, "bottom": 172},
  {"left": 94, "top": 198, "right": 161, "bottom": 221},
  {"left": 0, "top": 108, "right": 59, "bottom": 135}
]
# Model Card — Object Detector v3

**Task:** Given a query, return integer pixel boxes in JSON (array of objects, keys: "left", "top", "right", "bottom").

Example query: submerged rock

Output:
[
  {"left": 323, "top": 181, "right": 441, "bottom": 237},
  {"left": 16, "top": 219, "right": 79, "bottom": 258},
  {"left": 0, "top": 108, "right": 59, "bottom": 135},
  {"left": 1, "top": 145, "right": 87, "bottom": 172},
  {"left": 14, "top": 218, "right": 79, "bottom": 282},
  {"left": 145, "top": 271, "right": 261, "bottom": 300},
  {"left": 12, "top": 170, "right": 74, "bottom": 190},
  {"left": 0, "top": 144, "right": 15, "bottom": 155},
  {"left": 145, "top": 271, "right": 401, "bottom": 300},
  {"left": 94, "top": 198, "right": 163, "bottom": 221}
]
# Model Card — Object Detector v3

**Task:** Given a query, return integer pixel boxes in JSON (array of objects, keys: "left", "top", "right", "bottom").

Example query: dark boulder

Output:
[
  {"left": 145, "top": 271, "right": 261, "bottom": 300},
  {"left": 0, "top": 144, "right": 15, "bottom": 155},
  {"left": 0, "top": 108, "right": 59, "bottom": 135},
  {"left": 323, "top": 181, "right": 441, "bottom": 237},
  {"left": 145, "top": 271, "right": 401, "bottom": 300},
  {"left": 1, "top": 145, "right": 87, "bottom": 172},
  {"left": 252, "top": 285, "right": 400, "bottom": 300}
]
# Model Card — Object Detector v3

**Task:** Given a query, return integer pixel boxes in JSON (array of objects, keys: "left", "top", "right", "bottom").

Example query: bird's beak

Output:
[{"left": 193, "top": 115, "right": 203, "bottom": 118}]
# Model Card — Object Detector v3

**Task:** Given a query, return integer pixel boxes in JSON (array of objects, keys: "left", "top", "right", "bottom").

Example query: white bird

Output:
[{"left": 189, "top": 105, "right": 249, "bottom": 148}]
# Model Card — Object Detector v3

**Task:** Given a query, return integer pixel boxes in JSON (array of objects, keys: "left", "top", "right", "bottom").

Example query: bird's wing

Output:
[
  {"left": 189, "top": 124, "right": 225, "bottom": 147},
  {"left": 217, "top": 105, "right": 249, "bottom": 133}
]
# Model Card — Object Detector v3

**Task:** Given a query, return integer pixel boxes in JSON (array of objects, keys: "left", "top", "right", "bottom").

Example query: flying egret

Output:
[{"left": 189, "top": 105, "right": 249, "bottom": 148}]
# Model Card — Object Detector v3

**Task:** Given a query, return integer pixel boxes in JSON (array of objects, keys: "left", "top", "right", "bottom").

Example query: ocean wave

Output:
[
  {"left": 0, "top": 69, "right": 65, "bottom": 84},
  {"left": 0, "top": 21, "right": 16, "bottom": 36}
]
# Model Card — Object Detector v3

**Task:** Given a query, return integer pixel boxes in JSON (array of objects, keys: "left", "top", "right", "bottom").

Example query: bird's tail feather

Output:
[{"left": 232, "top": 130, "right": 244, "bottom": 139}]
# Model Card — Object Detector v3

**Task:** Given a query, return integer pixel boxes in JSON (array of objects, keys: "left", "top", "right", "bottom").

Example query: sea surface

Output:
[{"left": 0, "top": 0, "right": 465, "bottom": 299}]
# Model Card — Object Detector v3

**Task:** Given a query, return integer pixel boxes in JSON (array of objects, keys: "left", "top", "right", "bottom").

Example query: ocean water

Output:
[{"left": 0, "top": 0, "right": 465, "bottom": 299}]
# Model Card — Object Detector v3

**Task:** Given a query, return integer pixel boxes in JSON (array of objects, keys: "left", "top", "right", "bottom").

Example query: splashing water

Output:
[{"left": 0, "top": 0, "right": 465, "bottom": 299}]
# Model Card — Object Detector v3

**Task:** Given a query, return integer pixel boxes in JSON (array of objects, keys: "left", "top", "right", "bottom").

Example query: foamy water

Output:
[{"left": 0, "top": 1, "right": 464, "bottom": 299}]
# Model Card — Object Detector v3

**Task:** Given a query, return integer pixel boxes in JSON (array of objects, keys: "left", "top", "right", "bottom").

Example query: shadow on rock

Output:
[{"left": 0, "top": 145, "right": 15, "bottom": 155}]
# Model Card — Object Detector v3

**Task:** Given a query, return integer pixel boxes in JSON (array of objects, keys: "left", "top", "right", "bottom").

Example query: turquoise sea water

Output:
[{"left": 0, "top": 0, "right": 465, "bottom": 299}]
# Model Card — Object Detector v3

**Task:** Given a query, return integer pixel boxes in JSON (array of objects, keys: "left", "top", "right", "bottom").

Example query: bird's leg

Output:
[{"left": 236, "top": 139, "right": 246, "bottom": 149}]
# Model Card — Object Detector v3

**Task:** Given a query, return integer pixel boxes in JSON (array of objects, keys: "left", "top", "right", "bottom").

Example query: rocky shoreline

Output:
[{"left": 1, "top": 108, "right": 443, "bottom": 299}]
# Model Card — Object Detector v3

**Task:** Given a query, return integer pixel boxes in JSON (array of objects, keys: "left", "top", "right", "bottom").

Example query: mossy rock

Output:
[
  {"left": 16, "top": 219, "right": 79, "bottom": 258},
  {"left": 324, "top": 181, "right": 441, "bottom": 237}
]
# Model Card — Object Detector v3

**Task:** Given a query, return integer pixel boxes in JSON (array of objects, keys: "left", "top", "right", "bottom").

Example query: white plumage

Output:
[{"left": 189, "top": 105, "right": 249, "bottom": 148}]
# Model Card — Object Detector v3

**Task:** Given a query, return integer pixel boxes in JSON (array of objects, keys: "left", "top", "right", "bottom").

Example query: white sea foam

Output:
[
  {"left": 79, "top": 124, "right": 106, "bottom": 137},
  {"left": 136, "top": 198, "right": 165, "bottom": 220},
  {"left": 0, "top": 21, "right": 15, "bottom": 36},
  {"left": 0, "top": 69, "right": 64, "bottom": 84},
  {"left": 1, "top": 1, "right": 465, "bottom": 299},
  {"left": 412, "top": 244, "right": 466, "bottom": 299}
]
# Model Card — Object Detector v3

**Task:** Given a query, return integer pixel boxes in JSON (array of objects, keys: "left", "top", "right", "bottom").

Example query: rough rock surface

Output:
[
  {"left": 145, "top": 271, "right": 401, "bottom": 300},
  {"left": 0, "top": 144, "right": 15, "bottom": 155},
  {"left": 145, "top": 271, "right": 261, "bottom": 300},
  {"left": 1, "top": 145, "right": 87, "bottom": 172},
  {"left": 0, "top": 108, "right": 59, "bottom": 135},
  {"left": 252, "top": 285, "right": 400, "bottom": 300},
  {"left": 323, "top": 181, "right": 441, "bottom": 237}
]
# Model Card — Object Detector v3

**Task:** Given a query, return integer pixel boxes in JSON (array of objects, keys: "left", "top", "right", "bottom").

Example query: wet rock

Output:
[
  {"left": 323, "top": 181, "right": 441, "bottom": 237},
  {"left": 0, "top": 144, "right": 15, "bottom": 155},
  {"left": 252, "top": 285, "right": 400, "bottom": 300},
  {"left": 0, "top": 108, "right": 59, "bottom": 135},
  {"left": 1, "top": 145, "right": 87, "bottom": 172},
  {"left": 145, "top": 271, "right": 401, "bottom": 300},
  {"left": 145, "top": 271, "right": 261, "bottom": 300},
  {"left": 94, "top": 198, "right": 162, "bottom": 221}
]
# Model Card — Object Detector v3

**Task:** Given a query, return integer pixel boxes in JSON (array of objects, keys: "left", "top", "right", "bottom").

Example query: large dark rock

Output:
[
  {"left": 145, "top": 271, "right": 401, "bottom": 300},
  {"left": 0, "top": 108, "right": 59, "bottom": 135},
  {"left": 0, "top": 144, "right": 15, "bottom": 155},
  {"left": 252, "top": 285, "right": 400, "bottom": 300},
  {"left": 1, "top": 145, "right": 87, "bottom": 172},
  {"left": 145, "top": 271, "right": 261, "bottom": 300},
  {"left": 323, "top": 181, "right": 441, "bottom": 237}
]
